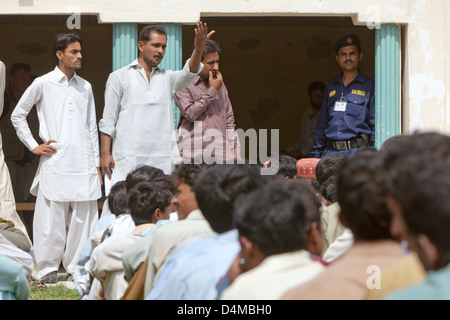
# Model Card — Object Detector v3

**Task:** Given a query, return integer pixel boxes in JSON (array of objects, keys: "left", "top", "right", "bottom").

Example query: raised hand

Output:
[{"left": 194, "top": 21, "right": 215, "bottom": 49}]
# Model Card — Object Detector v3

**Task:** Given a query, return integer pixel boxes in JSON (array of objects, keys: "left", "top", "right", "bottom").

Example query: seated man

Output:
[
  {"left": 219, "top": 180, "right": 325, "bottom": 300},
  {"left": 142, "top": 164, "right": 215, "bottom": 297},
  {"left": 283, "top": 150, "right": 408, "bottom": 300},
  {"left": 146, "top": 164, "right": 264, "bottom": 300},
  {"left": 92, "top": 181, "right": 173, "bottom": 300}
]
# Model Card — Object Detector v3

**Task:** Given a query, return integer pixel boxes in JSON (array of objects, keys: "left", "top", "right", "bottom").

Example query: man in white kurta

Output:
[
  {"left": 98, "top": 23, "right": 213, "bottom": 195},
  {"left": 11, "top": 34, "right": 101, "bottom": 281},
  {"left": 0, "top": 60, "right": 30, "bottom": 243}
]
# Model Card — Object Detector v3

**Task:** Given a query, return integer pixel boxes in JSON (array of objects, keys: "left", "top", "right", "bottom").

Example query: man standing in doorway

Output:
[
  {"left": 99, "top": 22, "right": 213, "bottom": 192},
  {"left": 11, "top": 33, "right": 102, "bottom": 284},
  {"left": 174, "top": 39, "right": 240, "bottom": 163},
  {"left": 1, "top": 64, "right": 41, "bottom": 203},
  {"left": 310, "top": 34, "right": 375, "bottom": 158},
  {"left": 287, "top": 81, "right": 325, "bottom": 159}
]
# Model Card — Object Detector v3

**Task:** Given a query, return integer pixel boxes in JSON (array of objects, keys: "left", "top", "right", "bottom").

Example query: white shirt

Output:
[
  {"left": 322, "top": 228, "right": 354, "bottom": 263},
  {"left": 219, "top": 250, "right": 325, "bottom": 300},
  {"left": 11, "top": 66, "right": 101, "bottom": 202},
  {"left": 99, "top": 59, "right": 202, "bottom": 186}
]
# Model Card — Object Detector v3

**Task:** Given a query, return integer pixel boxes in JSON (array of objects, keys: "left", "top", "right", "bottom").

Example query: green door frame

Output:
[{"left": 375, "top": 24, "right": 401, "bottom": 149}]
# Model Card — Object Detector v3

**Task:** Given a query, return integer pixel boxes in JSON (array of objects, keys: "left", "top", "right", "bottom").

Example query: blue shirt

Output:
[
  {"left": 384, "top": 264, "right": 450, "bottom": 300},
  {"left": 146, "top": 229, "right": 240, "bottom": 300},
  {"left": 0, "top": 256, "right": 30, "bottom": 300},
  {"left": 311, "top": 72, "right": 375, "bottom": 158}
]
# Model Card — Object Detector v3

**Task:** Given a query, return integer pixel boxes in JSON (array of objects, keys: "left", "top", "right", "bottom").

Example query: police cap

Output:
[{"left": 334, "top": 34, "right": 362, "bottom": 54}]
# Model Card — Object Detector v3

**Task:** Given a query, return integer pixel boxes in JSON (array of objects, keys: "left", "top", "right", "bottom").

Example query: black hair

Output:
[
  {"left": 127, "top": 181, "right": 172, "bottom": 225},
  {"left": 125, "top": 165, "right": 165, "bottom": 193},
  {"left": 190, "top": 38, "right": 221, "bottom": 61},
  {"left": 315, "top": 153, "right": 348, "bottom": 189},
  {"left": 234, "top": 181, "right": 320, "bottom": 256},
  {"left": 276, "top": 154, "right": 298, "bottom": 179},
  {"left": 380, "top": 132, "right": 450, "bottom": 205},
  {"left": 139, "top": 25, "right": 167, "bottom": 42},
  {"left": 170, "top": 163, "right": 207, "bottom": 189},
  {"left": 107, "top": 180, "right": 126, "bottom": 216},
  {"left": 194, "top": 164, "right": 264, "bottom": 233},
  {"left": 402, "top": 160, "right": 450, "bottom": 265},
  {"left": 336, "top": 150, "right": 392, "bottom": 241},
  {"left": 308, "top": 81, "right": 325, "bottom": 96},
  {"left": 53, "top": 33, "right": 82, "bottom": 63}
]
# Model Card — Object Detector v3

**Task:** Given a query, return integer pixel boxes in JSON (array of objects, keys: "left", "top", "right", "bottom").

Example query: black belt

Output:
[{"left": 327, "top": 134, "right": 371, "bottom": 151}]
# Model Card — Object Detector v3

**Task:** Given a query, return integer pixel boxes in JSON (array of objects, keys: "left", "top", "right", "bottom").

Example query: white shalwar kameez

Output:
[
  {"left": 99, "top": 59, "right": 202, "bottom": 189},
  {"left": 11, "top": 66, "right": 101, "bottom": 278}
]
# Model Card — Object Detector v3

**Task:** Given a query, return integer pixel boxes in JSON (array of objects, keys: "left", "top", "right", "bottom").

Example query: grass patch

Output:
[{"left": 29, "top": 284, "right": 81, "bottom": 300}]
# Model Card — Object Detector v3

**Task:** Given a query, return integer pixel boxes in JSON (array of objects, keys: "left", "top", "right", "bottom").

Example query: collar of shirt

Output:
[
  {"left": 128, "top": 58, "right": 161, "bottom": 73},
  {"left": 52, "top": 66, "right": 79, "bottom": 84},
  {"left": 193, "top": 75, "right": 205, "bottom": 87},
  {"left": 330, "top": 71, "right": 368, "bottom": 86}
]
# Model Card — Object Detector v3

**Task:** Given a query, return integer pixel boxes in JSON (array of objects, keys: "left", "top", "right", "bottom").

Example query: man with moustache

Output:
[
  {"left": 11, "top": 33, "right": 102, "bottom": 284},
  {"left": 99, "top": 22, "right": 213, "bottom": 195},
  {"left": 310, "top": 34, "right": 375, "bottom": 158},
  {"left": 174, "top": 39, "right": 240, "bottom": 163}
]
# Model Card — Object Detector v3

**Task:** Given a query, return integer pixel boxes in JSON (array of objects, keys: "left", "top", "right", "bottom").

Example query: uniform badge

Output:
[{"left": 351, "top": 89, "right": 366, "bottom": 96}]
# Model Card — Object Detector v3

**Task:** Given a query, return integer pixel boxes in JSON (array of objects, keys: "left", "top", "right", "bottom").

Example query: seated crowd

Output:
[{"left": 2, "top": 131, "right": 450, "bottom": 300}]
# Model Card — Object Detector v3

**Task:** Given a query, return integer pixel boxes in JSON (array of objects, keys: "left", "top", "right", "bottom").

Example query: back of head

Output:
[
  {"left": 402, "top": 159, "right": 450, "bottom": 269},
  {"left": 170, "top": 163, "right": 207, "bottom": 188},
  {"left": 125, "top": 165, "right": 165, "bottom": 193},
  {"left": 336, "top": 150, "right": 393, "bottom": 241},
  {"left": 380, "top": 132, "right": 450, "bottom": 205},
  {"left": 234, "top": 181, "right": 320, "bottom": 256},
  {"left": 379, "top": 134, "right": 407, "bottom": 151},
  {"left": 277, "top": 154, "right": 298, "bottom": 179},
  {"left": 112, "top": 189, "right": 128, "bottom": 216},
  {"left": 127, "top": 181, "right": 172, "bottom": 226},
  {"left": 319, "top": 175, "right": 337, "bottom": 204},
  {"left": 152, "top": 175, "right": 176, "bottom": 196},
  {"left": 108, "top": 180, "right": 126, "bottom": 216},
  {"left": 194, "top": 164, "right": 264, "bottom": 233},
  {"left": 315, "top": 153, "right": 348, "bottom": 188}
]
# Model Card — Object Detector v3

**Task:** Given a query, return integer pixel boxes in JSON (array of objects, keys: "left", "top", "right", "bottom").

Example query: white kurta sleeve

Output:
[
  {"left": 87, "top": 84, "right": 100, "bottom": 167},
  {"left": 11, "top": 79, "right": 42, "bottom": 152},
  {"left": 170, "top": 59, "right": 203, "bottom": 95},
  {"left": 99, "top": 72, "right": 122, "bottom": 138}
]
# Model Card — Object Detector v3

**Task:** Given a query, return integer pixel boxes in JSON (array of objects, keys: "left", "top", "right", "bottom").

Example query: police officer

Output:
[{"left": 310, "top": 34, "right": 375, "bottom": 158}]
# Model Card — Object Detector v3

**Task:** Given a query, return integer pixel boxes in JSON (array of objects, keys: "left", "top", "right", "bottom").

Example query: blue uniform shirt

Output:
[{"left": 310, "top": 72, "right": 375, "bottom": 158}]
